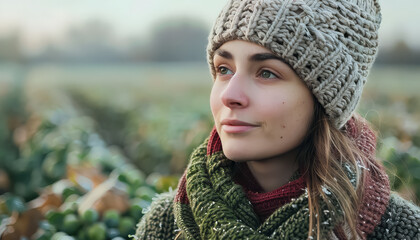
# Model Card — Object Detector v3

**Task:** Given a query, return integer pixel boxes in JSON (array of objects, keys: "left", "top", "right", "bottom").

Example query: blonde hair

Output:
[{"left": 298, "top": 101, "right": 380, "bottom": 240}]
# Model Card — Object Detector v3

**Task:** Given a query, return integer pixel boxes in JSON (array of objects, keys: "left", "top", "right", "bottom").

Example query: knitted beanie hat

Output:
[{"left": 207, "top": 0, "right": 382, "bottom": 129}]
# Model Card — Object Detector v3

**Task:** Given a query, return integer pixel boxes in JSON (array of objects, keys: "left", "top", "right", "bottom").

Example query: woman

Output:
[{"left": 134, "top": 0, "right": 420, "bottom": 239}]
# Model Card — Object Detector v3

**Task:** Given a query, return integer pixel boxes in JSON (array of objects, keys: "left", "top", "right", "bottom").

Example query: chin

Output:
[{"left": 222, "top": 146, "right": 257, "bottom": 162}]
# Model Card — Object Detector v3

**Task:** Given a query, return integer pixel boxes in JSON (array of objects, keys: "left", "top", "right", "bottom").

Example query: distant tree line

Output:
[
  {"left": 0, "top": 18, "right": 209, "bottom": 64},
  {"left": 0, "top": 18, "right": 419, "bottom": 65},
  {"left": 376, "top": 40, "right": 420, "bottom": 65}
]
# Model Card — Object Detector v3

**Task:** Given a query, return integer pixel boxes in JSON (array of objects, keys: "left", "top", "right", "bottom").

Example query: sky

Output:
[{"left": 0, "top": 0, "right": 419, "bottom": 53}]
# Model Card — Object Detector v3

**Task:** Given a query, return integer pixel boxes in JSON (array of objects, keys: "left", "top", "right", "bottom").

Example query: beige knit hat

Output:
[{"left": 207, "top": 0, "right": 382, "bottom": 129}]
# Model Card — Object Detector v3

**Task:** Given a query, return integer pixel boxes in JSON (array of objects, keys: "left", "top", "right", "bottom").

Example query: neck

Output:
[{"left": 246, "top": 149, "right": 299, "bottom": 192}]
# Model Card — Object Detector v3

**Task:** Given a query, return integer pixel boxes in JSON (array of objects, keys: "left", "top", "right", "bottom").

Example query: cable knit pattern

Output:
[
  {"left": 206, "top": 0, "right": 382, "bottom": 129},
  {"left": 367, "top": 193, "right": 420, "bottom": 240},
  {"left": 134, "top": 191, "right": 177, "bottom": 239}
]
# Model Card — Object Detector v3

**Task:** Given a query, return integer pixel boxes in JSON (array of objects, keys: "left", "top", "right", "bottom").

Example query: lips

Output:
[
  {"left": 220, "top": 119, "right": 259, "bottom": 126},
  {"left": 220, "top": 119, "right": 259, "bottom": 133}
]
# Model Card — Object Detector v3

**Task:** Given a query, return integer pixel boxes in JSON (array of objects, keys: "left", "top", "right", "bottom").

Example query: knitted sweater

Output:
[
  {"left": 134, "top": 191, "right": 420, "bottom": 240},
  {"left": 134, "top": 123, "right": 420, "bottom": 239}
]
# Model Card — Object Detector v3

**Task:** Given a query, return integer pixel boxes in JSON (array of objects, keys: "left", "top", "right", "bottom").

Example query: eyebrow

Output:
[
  {"left": 214, "top": 49, "right": 285, "bottom": 63},
  {"left": 214, "top": 49, "right": 233, "bottom": 59}
]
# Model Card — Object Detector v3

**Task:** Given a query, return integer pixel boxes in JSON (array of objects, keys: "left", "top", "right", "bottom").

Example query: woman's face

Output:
[{"left": 210, "top": 40, "right": 314, "bottom": 162}]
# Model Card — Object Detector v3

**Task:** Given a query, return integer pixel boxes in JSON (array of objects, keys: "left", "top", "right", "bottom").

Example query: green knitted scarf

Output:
[{"left": 173, "top": 138, "right": 342, "bottom": 239}]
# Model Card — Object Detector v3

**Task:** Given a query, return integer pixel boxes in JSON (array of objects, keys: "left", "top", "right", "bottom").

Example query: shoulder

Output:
[
  {"left": 132, "top": 190, "right": 178, "bottom": 240},
  {"left": 368, "top": 193, "right": 420, "bottom": 240}
]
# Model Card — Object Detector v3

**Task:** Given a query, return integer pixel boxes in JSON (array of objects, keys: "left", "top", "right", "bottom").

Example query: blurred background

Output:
[{"left": 0, "top": 0, "right": 419, "bottom": 239}]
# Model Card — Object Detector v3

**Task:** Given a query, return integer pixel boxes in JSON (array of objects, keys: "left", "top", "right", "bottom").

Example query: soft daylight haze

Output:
[
  {"left": 0, "top": 1, "right": 419, "bottom": 238},
  {"left": 0, "top": 0, "right": 419, "bottom": 53}
]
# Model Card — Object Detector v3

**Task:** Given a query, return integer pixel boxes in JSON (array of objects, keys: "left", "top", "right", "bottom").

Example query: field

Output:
[{"left": 0, "top": 63, "right": 419, "bottom": 239}]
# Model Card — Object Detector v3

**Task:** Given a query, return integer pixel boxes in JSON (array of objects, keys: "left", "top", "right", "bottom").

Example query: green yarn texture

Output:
[{"left": 176, "top": 139, "right": 339, "bottom": 239}]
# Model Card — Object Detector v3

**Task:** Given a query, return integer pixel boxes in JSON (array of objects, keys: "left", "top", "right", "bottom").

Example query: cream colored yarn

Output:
[{"left": 207, "top": 0, "right": 382, "bottom": 129}]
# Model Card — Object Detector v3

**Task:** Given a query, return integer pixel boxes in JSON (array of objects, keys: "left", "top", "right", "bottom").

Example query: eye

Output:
[
  {"left": 259, "top": 70, "right": 278, "bottom": 79},
  {"left": 217, "top": 66, "right": 233, "bottom": 75}
]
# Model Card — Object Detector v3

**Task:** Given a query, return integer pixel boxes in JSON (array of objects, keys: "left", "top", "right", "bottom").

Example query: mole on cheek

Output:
[{"left": 280, "top": 136, "right": 283, "bottom": 139}]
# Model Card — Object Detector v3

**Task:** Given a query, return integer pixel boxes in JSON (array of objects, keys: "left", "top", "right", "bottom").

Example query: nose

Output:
[{"left": 220, "top": 73, "right": 249, "bottom": 109}]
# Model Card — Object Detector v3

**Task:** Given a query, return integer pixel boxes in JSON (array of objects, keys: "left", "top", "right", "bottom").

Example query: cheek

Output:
[
  {"left": 262, "top": 91, "right": 313, "bottom": 136},
  {"left": 280, "top": 93, "right": 314, "bottom": 134},
  {"left": 210, "top": 84, "right": 221, "bottom": 119}
]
